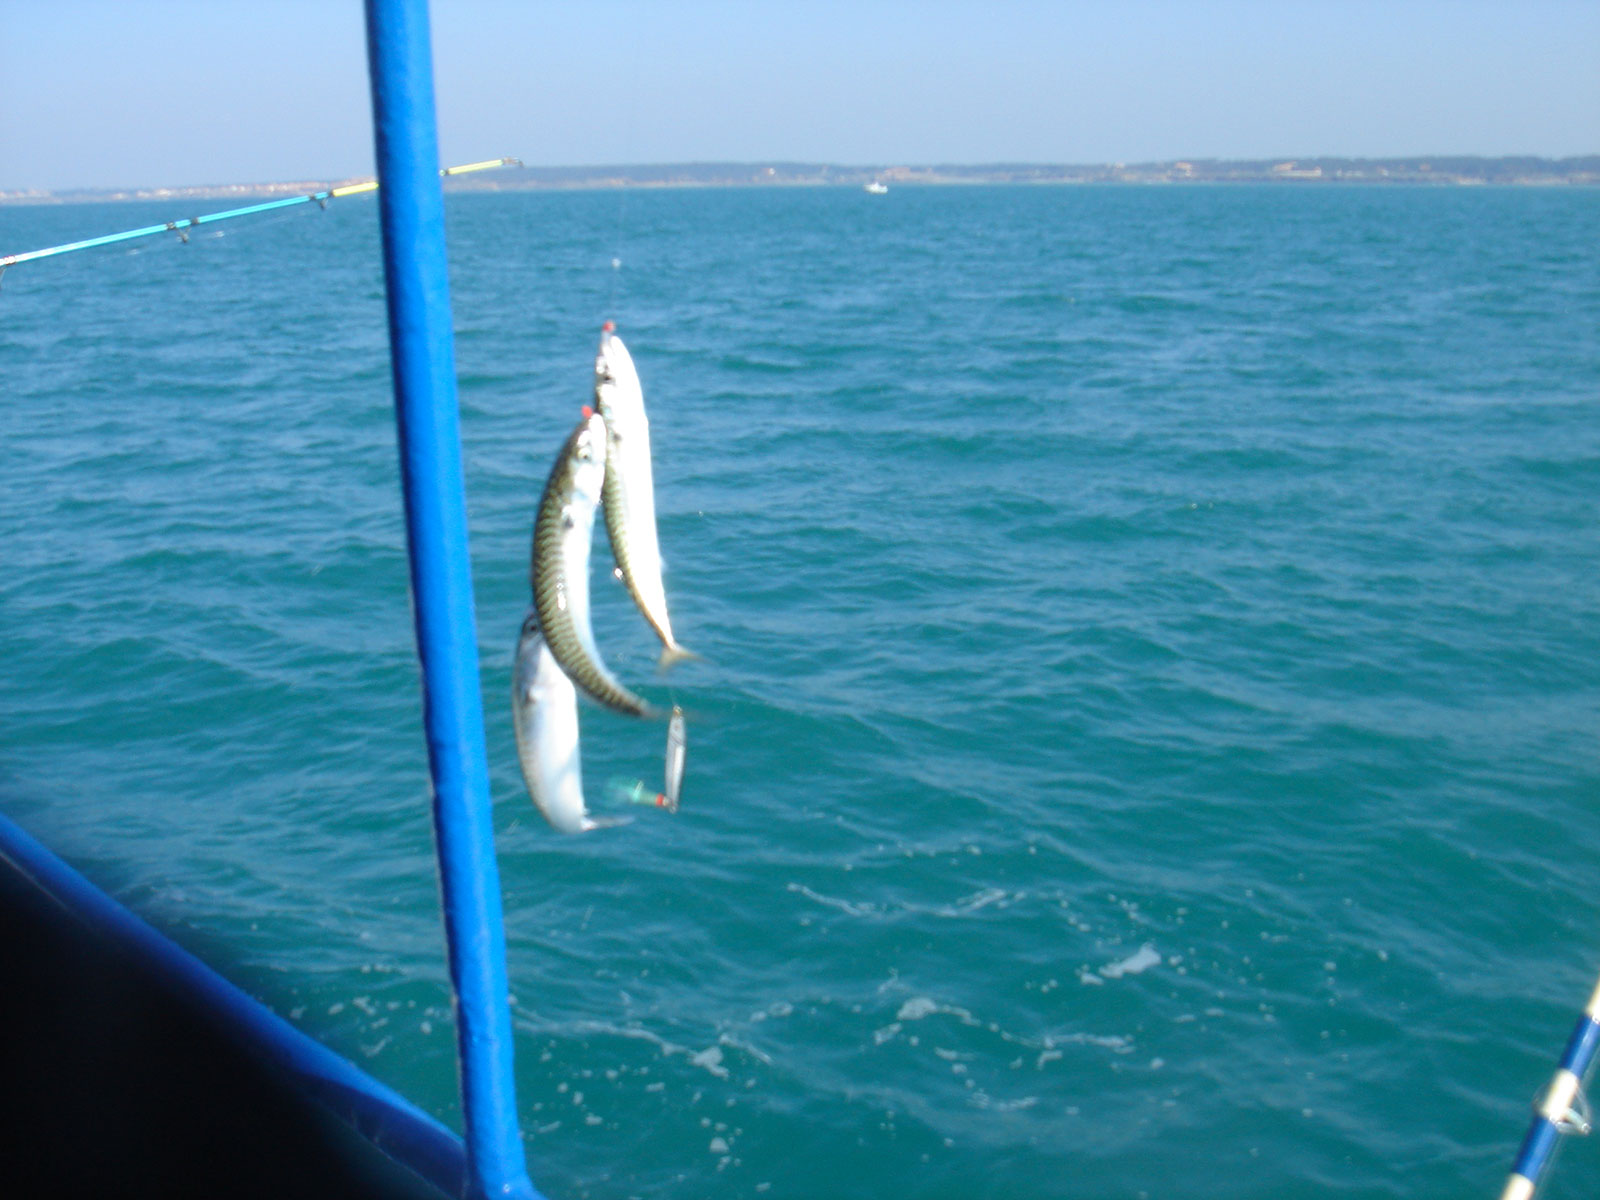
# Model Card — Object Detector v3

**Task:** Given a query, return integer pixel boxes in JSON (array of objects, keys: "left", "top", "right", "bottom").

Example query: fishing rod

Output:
[
  {"left": 0, "top": 156, "right": 521, "bottom": 276},
  {"left": 1500, "top": 969, "right": 1600, "bottom": 1200}
]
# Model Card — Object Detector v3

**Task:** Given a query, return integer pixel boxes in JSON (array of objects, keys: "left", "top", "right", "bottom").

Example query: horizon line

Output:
[{"left": 6, "top": 153, "right": 1598, "bottom": 200}]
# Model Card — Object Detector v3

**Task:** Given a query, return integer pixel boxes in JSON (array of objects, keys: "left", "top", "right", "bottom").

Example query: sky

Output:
[{"left": 2, "top": 0, "right": 1597, "bottom": 191}]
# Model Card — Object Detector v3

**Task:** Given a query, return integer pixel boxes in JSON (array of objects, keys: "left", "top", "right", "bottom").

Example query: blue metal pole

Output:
[
  {"left": 362, "top": 4, "right": 541, "bottom": 1200},
  {"left": 0, "top": 808, "right": 469, "bottom": 1197},
  {"left": 1501, "top": 972, "right": 1600, "bottom": 1200}
]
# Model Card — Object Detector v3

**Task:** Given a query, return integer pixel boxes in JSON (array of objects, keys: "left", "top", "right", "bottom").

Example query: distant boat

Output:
[{"left": 864, "top": 181, "right": 888, "bottom": 194}]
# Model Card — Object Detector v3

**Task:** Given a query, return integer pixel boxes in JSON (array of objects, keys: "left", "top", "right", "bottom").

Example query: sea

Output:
[{"left": 1, "top": 182, "right": 1597, "bottom": 1199}]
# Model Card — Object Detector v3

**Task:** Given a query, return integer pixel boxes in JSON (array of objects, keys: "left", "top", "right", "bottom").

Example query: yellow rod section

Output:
[{"left": 333, "top": 155, "right": 522, "bottom": 196}]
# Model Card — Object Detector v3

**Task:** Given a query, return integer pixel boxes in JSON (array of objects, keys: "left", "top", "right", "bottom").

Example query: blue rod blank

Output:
[
  {"left": 362, "top": 2, "right": 541, "bottom": 1199},
  {"left": 1501, "top": 974, "right": 1600, "bottom": 1200}
]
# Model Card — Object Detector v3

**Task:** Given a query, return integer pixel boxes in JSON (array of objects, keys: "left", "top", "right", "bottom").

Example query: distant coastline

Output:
[{"left": 4, "top": 155, "right": 1597, "bottom": 203}]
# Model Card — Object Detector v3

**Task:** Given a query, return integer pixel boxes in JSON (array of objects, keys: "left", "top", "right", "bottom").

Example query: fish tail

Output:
[
  {"left": 579, "top": 814, "right": 635, "bottom": 832},
  {"left": 657, "top": 643, "right": 701, "bottom": 673}
]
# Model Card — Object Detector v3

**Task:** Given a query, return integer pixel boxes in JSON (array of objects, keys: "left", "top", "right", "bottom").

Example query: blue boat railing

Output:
[
  {"left": 0, "top": 1, "right": 542, "bottom": 1197},
  {"left": 0, "top": 806, "right": 472, "bottom": 1196}
]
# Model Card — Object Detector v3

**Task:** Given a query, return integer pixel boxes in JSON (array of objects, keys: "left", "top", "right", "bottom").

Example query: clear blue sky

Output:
[{"left": 3, "top": 0, "right": 1597, "bottom": 190}]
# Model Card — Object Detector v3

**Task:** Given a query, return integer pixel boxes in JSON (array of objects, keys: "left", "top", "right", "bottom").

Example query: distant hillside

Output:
[
  {"left": 461, "top": 156, "right": 1600, "bottom": 190},
  {"left": 5, "top": 156, "right": 1596, "bottom": 203}
]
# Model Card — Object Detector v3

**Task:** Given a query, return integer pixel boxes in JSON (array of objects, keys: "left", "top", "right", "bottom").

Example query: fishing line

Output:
[
  {"left": 592, "top": 136, "right": 690, "bottom": 811},
  {"left": 606, "top": 181, "right": 630, "bottom": 319}
]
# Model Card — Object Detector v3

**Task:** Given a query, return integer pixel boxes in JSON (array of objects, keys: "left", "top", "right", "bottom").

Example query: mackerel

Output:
[
  {"left": 530, "top": 409, "right": 658, "bottom": 719},
  {"left": 662, "top": 705, "right": 687, "bottom": 813},
  {"left": 594, "top": 323, "right": 696, "bottom": 670},
  {"left": 510, "top": 609, "right": 628, "bottom": 834}
]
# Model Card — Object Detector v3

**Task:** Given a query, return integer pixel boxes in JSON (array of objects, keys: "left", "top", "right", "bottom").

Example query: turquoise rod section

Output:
[
  {"left": 0, "top": 160, "right": 515, "bottom": 270},
  {"left": 362, "top": 2, "right": 542, "bottom": 1199},
  {"left": 0, "top": 193, "right": 334, "bottom": 267}
]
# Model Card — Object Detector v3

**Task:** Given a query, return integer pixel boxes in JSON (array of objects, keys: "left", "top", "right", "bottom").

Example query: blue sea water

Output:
[{"left": 2, "top": 182, "right": 1598, "bottom": 1199}]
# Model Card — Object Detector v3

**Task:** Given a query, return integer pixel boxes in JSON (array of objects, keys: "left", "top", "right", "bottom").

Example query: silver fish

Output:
[
  {"left": 510, "top": 609, "right": 628, "bottom": 834},
  {"left": 594, "top": 323, "right": 696, "bottom": 670},
  {"left": 599, "top": 706, "right": 686, "bottom": 814},
  {"left": 662, "top": 705, "right": 687, "bottom": 813},
  {"left": 530, "top": 408, "right": 658, "bottom": 719}
]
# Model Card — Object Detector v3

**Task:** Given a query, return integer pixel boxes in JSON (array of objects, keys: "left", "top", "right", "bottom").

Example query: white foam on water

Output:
[
  {"left": 1101, "top": 944, "right": 1161, "bottom": 979},
  {"left": 691, "top": 1045, "right": 730, "bottom": 1078},
  {"left": 719, "top": 1033, "right": 773, "bottom": 1066},
  {"left": 939, "top": 887, "right": 1012, "bottom": 915},
  {"left": 972, "top": 1093, "right": 1039, "bottom": 1112},
  {"left": 786, "top": 882, "right": 880, "bottom": 917},
  {"left": 895, "top": 996, "right": 981, "bottom": 1026}
]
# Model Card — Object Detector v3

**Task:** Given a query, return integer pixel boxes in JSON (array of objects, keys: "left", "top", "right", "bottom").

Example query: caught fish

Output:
[
  {"left": 511, "top": 609, "right": 628, "bottom": 834},
  {"left": 662, "top": 705, "right": 687, "bottom": 813},
  {"left": 610, "top": 706, "right": 688, "bottom": 813},
  {"left": 531, "top": 407, "right": 658, "bottom": 719},
  {"left": 594, "top": 323, "right": 696, "bottom": 670}
]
